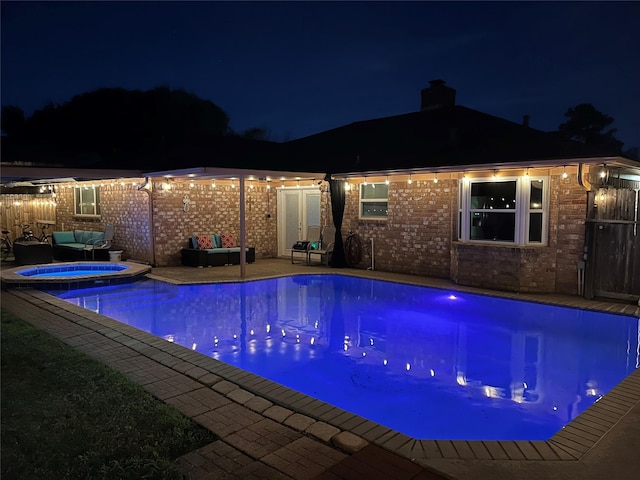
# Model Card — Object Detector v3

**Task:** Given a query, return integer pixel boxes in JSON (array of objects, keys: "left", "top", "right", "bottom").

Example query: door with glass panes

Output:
[{"left": 277, "top": 188, "right": 321, "bottom": 257}]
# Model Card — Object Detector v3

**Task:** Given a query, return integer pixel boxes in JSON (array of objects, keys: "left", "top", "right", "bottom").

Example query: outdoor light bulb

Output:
[
  {"left": 408, "top": 175, "right": 412, "bottom": 185},
  {"left": 600, "top": 170, "right": 606, "bottom": 178},
  {"left": 385, "top": 176, "right": 389, "bottom": 185},
  {"left": 434, "top": 173, "right": 439, "bottom": 184},
  {"left": 211, "top": 181, "right": 216, "bottom": 188},
  {"left": 364, "top": 178, "right": 368, "bottom": 186},
  {"left": 250, "top": 181, "right": 254, "bottom": 189},
  {"left": 120, "top": 182, "right": 125, "bottom": 187},
  {"left": 562, "top": 166, "right": 568, "bottom": 179},
  {"left": 296, "top": 180, "right": 300, "bottom": 188},
  {"left": 525, "top": 168, "right": 530, "bottom": 177}
]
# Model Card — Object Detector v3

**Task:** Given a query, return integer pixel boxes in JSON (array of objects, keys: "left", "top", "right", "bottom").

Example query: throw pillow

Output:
[
  {"left": 196, "top": 234, "right": 214, "bottom": 249},
  {"left": 191, "top": 235, "right": 198, "bottom": 249},
  {"left": 221, "top": 233, "right": 234, "bottom": 248},
  {"left": 213, "top": 233, "right": 222, "bottom": 248}
]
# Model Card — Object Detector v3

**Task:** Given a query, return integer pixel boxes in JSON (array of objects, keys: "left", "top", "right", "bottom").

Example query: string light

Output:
[
  {"left": 434, "top": 173, "right": 439, "bottom": 184},
  {"left": 364, "top": 177, "right": 368, "bottom": 186},
  {"left": 385, "top": 176, "right": 389, "bottom": 185},
  {"left": 231, "top": 179, "right": 235, "bottom": 189},
  {"left": 189, "top": 181, "right": 194, "bottom": 188},
  {"left": 525, "top": 168, "right": 530, "bottom": 177},
  {"left": 407, "top": 174, "right": 413, "bottom": 185},
  {"left": 211, "top": 180, "right": 216, "bottom": 189},
  {"left": 562, "top": 166, "right": 568, "bottom": 179}
]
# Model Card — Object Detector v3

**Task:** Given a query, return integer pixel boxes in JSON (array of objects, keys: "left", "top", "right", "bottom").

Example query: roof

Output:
[
  {"left": 285, "top": 105, "right": 625, "bottom": 175},
  {"left": 2, "top": 102, "right": 637, "bottom": 187}
]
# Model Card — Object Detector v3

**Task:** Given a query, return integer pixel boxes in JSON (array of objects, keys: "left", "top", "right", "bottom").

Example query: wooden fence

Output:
[
  {"left": 584, "top": 187, "right": 639, "bottom": 303},
  {"left": 0, "top": 194, "right": 57, "bottom": 242}
]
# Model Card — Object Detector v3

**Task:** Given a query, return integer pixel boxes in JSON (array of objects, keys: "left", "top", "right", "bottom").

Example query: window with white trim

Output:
[
  {"left": 74, "top": 185, "right": 101, "bottom": 217},
  {"left": 458, "top": 177, "right": 548, "bottom": 245},
  {"left": 359, "top": 183, "right": 388, "bottom": 219}
]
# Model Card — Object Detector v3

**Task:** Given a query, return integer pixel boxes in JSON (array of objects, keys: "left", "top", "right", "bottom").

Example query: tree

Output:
[
  {"left": 558, "top": 103, "right": 623, "bottom": 153},
  {"left": 1, "top": 105, "right": 25, "bottom": 137},
  {"left": 238, "top": 127, "right": 272, "bottom": 141},
  {"left": 4, "top": 87, "right": 231, "bottom": 153}
]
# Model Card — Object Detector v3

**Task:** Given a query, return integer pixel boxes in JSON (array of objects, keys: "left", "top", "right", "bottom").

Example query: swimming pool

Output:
[{"left": 48, "top": 274, "right": 639, "bottom": 440}]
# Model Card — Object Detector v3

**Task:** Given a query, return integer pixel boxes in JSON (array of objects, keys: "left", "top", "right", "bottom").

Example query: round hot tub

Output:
[{"left": 1, "top": 262, "right": 151, "bottom": 290}]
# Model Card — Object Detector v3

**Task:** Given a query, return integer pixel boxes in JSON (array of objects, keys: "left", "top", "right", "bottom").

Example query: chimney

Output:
[
  {"left": 420, "top": 79, "right": 456, "bottom": 111},
  {"left": 522, "top": 115, "right": 530, "bottom": 128}
]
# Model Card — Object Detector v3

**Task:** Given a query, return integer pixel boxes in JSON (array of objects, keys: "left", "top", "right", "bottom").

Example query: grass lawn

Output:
[{"left": 1, "top": 309, "right": 217, "bottom": 479}]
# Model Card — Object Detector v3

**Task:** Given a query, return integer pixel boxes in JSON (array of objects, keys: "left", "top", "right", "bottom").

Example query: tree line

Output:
[{"left": 1, "top": 86, "right": 637, "bottom": 159}]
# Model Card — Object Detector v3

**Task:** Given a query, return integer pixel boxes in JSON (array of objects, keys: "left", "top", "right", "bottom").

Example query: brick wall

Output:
[
  {"left": 553, "top": 174, "right": 588, "bottom": 294},
  {"left": 337, "top": 179, "right": 457, "bottom": 278},
  {"left": 450, "top": 173, "right": 588, "bottom": 294},
  {"left": 6, "top": 168, "right": 590, "bottom": 295},
  {"left": 151, "top": 180, "right": 278, "bottom": 266},
  {"left": 55, "top": 181, "right": 152, "bottom": 263},
  {"left": 333, "top": 172, "right": 587, "bottom": 294}
]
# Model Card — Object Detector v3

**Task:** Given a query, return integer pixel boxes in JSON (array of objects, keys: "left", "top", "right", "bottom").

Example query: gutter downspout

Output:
[
  {"left": 577, "top": 163, "right": 591, "bottom": 191},
  {"left": 577, "top": 164, "right": 590, "bottom": 298}
]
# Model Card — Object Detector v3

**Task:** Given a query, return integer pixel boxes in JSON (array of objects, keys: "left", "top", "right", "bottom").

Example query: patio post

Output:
[{"left": 239, "top": 175, "right": 246, "bottom": 278}]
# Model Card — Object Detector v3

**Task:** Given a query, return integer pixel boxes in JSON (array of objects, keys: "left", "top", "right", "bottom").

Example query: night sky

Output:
[{"left": 2, "top": 1, "right": 639, "bottom": 150}]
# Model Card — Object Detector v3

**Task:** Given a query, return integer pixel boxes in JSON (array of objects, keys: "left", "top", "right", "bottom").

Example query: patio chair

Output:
[
  {"left": 307, "top": 225, "right": 336, "bottom": 266},
  {"left": 84, "top": 224, "right": 114, "bottom": 260},
  {"left": 291, "top": 225, "right": 321, "bottom": 264}
]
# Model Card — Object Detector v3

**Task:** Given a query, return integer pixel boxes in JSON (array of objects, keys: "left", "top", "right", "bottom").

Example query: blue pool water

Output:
[
  {"left": 48, "top": 274, "right": 639, "bottom": 440},
  {"left": 19, "top": 264, "right": 127, "bottom": 278}
]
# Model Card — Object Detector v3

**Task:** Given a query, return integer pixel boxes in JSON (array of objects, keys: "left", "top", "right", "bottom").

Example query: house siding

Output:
[
  {"left": 54, "top": 181, "right": 153, "bottom": 263},
  {"left": 339, "top": 179, "right": 456, "bottom": 278},
  {"left": 337, "top": 173, "right": 587, "bottom": 295},
  {"left": 4, "top": 169, "right": 589, "bottom": 296},
  {"left": 150, "top": 180, "right": 278, "bottom": 267}
]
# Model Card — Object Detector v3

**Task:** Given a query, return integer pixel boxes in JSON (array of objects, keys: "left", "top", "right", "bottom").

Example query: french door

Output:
[{"left": 277, "top": 188, "right": 321, "bottom": 257}]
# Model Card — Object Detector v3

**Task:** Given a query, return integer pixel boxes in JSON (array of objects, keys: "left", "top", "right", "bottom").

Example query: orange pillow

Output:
[
  {"left": 196, "top": 234, "right": 214, "bottom": 249},
  {"left": 221, "top": 233, "right": 234, "bottom": 248}
]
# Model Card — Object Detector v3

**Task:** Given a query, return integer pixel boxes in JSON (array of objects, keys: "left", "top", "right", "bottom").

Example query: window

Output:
[
  {"left": 359, "top": 183, "right": 388, "bottom": 219},
  {"left": 459, "top": 177, "right": 548, "bottom": 245},
  {"left": 74, "top": 186, "right": 101, "bottom": 217}
]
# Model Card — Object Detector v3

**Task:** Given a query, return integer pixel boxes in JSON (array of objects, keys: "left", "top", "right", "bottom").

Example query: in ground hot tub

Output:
[{"left": 1, "top": 262, "right": 151, "bottom": 290}]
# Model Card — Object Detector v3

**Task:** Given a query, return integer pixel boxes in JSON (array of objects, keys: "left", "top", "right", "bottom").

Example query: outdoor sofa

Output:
[
  {"left": 51, "top": 229, "right": 111, "bottom": 261},
  {"left": 181, "top": 233, "right": 255, "bottom": 267}
]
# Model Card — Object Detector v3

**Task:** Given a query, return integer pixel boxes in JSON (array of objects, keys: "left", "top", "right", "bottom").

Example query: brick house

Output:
[{"left": 2, "top": 81, "right": 639, "bottom": 300}]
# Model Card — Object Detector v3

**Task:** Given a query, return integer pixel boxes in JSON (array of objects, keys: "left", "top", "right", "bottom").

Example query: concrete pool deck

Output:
[{"left": 1, "top": 258, "right": 639, "bottom": 479}]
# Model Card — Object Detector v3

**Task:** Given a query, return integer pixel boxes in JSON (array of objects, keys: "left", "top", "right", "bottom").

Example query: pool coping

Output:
[
  {"left": 0, "top": 261, "right": 152, "bottom": 290},
  {"left": 4, "top": 276, "right": 639, "bottom": 471}
]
